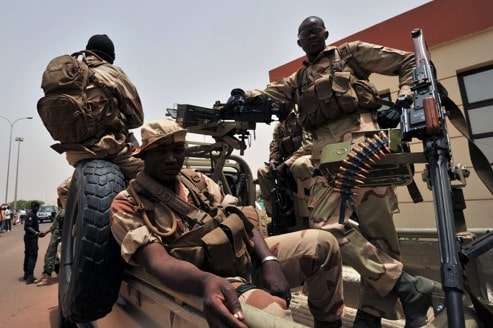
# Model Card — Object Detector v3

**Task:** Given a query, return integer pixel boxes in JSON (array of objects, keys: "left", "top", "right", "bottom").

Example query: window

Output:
[{"left": 457, "top": 65, "right": 493, "bottom": 163}]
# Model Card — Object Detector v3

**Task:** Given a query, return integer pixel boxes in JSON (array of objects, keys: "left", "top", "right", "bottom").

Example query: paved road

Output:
[{"left": 0, "top": 222, "right": 59, "bottom": 328}]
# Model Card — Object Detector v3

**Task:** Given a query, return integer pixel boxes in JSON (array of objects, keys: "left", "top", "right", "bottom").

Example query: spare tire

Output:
[{"left": 59, "top": 159, "right": 126, "bottom": 323}]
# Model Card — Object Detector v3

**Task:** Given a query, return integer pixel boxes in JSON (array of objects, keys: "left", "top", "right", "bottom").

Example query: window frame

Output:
[{"left": 457, "top": 64, "right": 493, "bottom": 141}]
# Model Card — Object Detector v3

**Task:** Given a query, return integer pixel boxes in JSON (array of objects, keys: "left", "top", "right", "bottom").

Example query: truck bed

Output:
[{"left": 94, "top": 228, "right": 492, "bottom": 327}]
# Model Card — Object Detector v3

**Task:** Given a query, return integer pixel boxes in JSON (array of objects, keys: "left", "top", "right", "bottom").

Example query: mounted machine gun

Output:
[{"left": 166, "top": 97, "right": 287, "bottom": 205}]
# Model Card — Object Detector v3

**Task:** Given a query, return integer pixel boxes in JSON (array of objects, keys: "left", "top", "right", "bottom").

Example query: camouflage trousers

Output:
[
  {"left": 309, "top": 175, "right": 403, "bottom": 319},
  {"left": 290, "top": 155, "right": 315, "bottom": 218},
  {"left": 302, "top": 113, "right": 404, "bottom": 319},
  {"left": 42, "top": 228, "right": 61, "bottom": 275},
  {"left": 156, "top": 229, "right": 344, "bottom": 327}
]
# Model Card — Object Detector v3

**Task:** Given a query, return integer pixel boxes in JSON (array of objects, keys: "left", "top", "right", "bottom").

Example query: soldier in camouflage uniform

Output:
[
  {"left": 35, "top": 198, "right": 64, "bottom": 286},
  {"left": 56, "top": 34, "right": 144, "bottom": 207},
  {"left": 229, "top": 16, "right": 443, "bottom": 328},
  {"left": 110, "top": 119, "right": 344, "bottom": 328},
  {"left": 257, "top": 109, "right": 312, "bottom": 223}
]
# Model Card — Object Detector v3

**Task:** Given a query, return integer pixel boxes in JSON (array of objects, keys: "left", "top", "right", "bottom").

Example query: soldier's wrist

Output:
[{"left": 261, "top": 255, "right": 279, "bottom": 265}]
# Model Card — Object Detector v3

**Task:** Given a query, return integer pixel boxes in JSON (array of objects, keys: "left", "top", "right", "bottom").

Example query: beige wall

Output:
[{"left": 371, "top": 28, "right": 493, "bottom": 229}]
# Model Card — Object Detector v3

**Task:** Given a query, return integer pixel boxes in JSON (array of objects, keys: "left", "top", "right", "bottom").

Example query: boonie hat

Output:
[{"left": 133, "top": 119, "right": 187, "bottom": 157}]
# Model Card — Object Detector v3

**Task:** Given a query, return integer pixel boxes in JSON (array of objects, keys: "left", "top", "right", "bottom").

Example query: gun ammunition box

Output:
[{"left": 319, "top": 129, "right": 416, "bottom": 188}]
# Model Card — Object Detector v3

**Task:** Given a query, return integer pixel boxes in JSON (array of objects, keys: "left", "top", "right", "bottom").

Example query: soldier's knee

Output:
[
  {"left": 313, "top": 230, "right": 341, "bottom": 262},
  {"left": 240, "top": 288, "right": 292, "bottom": 320}
]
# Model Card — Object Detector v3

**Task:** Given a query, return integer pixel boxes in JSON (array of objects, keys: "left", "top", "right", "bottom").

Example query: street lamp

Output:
[
  {"left": 0, "top": 116, "right": 33, "bottom": 204},
  {"left": 14, "top": 137, "right": 24, "bottom": 211}
]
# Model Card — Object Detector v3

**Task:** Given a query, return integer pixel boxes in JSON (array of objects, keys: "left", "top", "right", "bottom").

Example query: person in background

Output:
[
  {"left": 257, "top": 108, "right": 312, "bottom": 230},
  {"left": 22, "top": 201, "right": 46, "bottom": 284},
  {"left": 34, "top": 198, "right": 64, "bottom": 287},
  {"left": 227, "top": 16, "right": 443, "bottom": 327},
  {"left": 0, "top": 206, "right": 4, "bottom": 234},
  {"left": 20, "top": 208, "right": 27, "bottom": 224},
  {"left": 110, "top": 119, "right": 344, "bottom": 328},
  {"left": 4, "top": 205, "right": 12, "bottom": 232}
]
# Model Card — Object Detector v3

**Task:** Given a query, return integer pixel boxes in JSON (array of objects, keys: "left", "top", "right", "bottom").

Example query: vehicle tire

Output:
[{"left": 58, "top": 160, "right": 126, "bottom": 323}]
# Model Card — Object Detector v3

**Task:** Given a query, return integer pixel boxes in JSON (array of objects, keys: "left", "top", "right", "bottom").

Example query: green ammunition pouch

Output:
[{"left": 129, "top": 172, "right": 254, "bottom": 279}]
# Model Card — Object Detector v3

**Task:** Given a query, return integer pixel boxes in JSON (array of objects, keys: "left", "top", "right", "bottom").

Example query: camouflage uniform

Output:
[
  {"left": 111, "top": 170, "right": 344, "bottom": 325},
  {"left": 42, "top": 208, "right": 64, "bottom": 275},
  {"left": 257, "top": 110, "right": 312, "bottom": 217},
  {"left": 246, "top": 41, "right": 415, "bottom": 319},
  {"left": 57, "top": 55, "right": 144, "bottom": 207},
  {"left": 290, "top": 154, "right": 315, "bottom": 218}
]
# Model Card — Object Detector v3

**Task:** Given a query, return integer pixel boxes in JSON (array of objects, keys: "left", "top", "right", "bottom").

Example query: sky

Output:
[{"left": 0, "top": 0, "right": 431, "bottom": 206}]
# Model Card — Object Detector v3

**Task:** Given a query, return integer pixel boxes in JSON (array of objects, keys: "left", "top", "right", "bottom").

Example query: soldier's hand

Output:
[
  {"left": 202, "top": 274, "right": 247, "bottom": 328},
  {"left": 39, "top": 232, "right": 47, "bottom": 238},
  {"left": 274, "top": 162, "right": 288, "bottom": 177},
  {"left": 377, "top": 94, "right": 413, "bottom": 128},
  {"left": 226, "top": 88, "right": 246, "bottom": 110}
]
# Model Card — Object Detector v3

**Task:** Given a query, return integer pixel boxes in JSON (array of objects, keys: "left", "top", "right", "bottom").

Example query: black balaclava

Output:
[{"left": 86, "top": 34, "right": 115, "bottom": 64}]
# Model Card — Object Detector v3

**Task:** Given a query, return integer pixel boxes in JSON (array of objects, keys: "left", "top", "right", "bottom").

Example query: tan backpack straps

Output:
[
  {"left": 337, "top": 43, "right": 369, "bottom": 80},
  {"left": 127, "top": 180, "right": 177, "bottom": 237},
  {"left": 178, "top": 169, "right": 212, "bottom": 208},
  {"left": 135, "top": 173, "right": 214, "bottom": 226}
]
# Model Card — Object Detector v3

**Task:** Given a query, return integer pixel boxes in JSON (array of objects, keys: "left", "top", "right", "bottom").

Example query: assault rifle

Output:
[{"left": 401, "top": 28, "right": 465, "bottom": 328}]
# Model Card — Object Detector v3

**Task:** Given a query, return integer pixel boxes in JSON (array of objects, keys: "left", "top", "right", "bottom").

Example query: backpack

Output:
[{"left": 37, "top": 51, "right": 110, "bottom": 146}]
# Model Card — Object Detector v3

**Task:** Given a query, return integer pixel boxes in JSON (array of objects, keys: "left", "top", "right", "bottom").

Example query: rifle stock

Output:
[{"left": 402, "top": 28, "right": 465, "bottom": 328}]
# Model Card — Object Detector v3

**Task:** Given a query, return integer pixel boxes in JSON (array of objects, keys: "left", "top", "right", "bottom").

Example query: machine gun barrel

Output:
[{"left": 411, "top": 28, "right": 465, "bottom": 328}]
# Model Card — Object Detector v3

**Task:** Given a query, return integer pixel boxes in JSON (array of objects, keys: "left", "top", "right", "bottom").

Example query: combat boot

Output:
[
  {"left": 393, "top": 272, "right": 444, "bottom": 328},
  {"left": 353, "top": 309, "right": 382, "bottom": 328}
]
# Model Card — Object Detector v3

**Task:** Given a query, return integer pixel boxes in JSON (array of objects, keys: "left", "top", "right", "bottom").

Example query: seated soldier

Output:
[
  {"left": 257, "top": 109, "right": 312, "bottom": 229},
  {"left": 54, "top": 34, "right": 144, "bottom": 208},
  {"left": 110, "top": 119, "right": 344, "bottom": 328}
]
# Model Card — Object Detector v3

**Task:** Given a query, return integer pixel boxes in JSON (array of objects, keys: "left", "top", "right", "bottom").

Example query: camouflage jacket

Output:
[
  {"left": 246, "top": 41, "right": 414, "bottom": 131},
  {"left": 269, "top": 111, "right": 312, "bottom": 167},
  {"left": 49, "top": 208, "right": 65, "bottom": 234},
  {"left": 85, "top": 55, "right": 143, "bottom": 135}
]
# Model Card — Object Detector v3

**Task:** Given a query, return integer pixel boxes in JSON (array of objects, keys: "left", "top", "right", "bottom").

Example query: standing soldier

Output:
[
  {"left": 34, "top": 198, "right": 64, "bottom": 286},
  {"left": 228, "top": 16, "right": 443, "bottom": 327}
]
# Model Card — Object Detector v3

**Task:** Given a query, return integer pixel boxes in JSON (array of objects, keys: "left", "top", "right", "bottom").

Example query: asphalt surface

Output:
[{"left": 0, "top": 221, "right": 59, "bottom": 328}]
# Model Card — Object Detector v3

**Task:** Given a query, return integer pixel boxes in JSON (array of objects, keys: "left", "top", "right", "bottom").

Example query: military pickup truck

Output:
[
  {"left": 100, "top": 112, "right": 493, "bottom": 328},
  {"left": 58, "top": 29, "right": 493, "bottom": 326}
]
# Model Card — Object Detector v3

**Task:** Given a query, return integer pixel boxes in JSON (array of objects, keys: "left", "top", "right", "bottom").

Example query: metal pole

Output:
[
  {"left": 14, "top": 137, "right": 24, "bottom": 211},
  {"left": 0, "top": 116, "right": 32, "bottom": 204}
]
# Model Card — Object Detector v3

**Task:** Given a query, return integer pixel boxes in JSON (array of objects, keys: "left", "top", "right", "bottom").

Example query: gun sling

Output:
[{"left": 440, "top": 88, "right": 493, "bottom": 196}]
